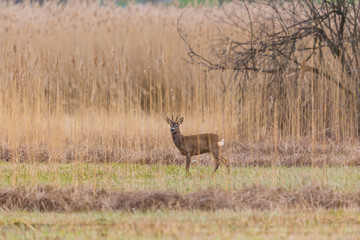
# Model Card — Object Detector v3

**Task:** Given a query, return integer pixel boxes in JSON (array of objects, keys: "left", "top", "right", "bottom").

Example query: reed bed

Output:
[
  {"left": 0, "top": 2, "right": 239, "bottom": 163},
  {"left": 0, "top": 2, "right": 359, "bottom": 164}
]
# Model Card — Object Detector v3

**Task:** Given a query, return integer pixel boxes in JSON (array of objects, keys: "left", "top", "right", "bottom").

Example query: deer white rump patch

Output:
[{"left": 217, "top": 139, "right": 225, "bottom": 146}]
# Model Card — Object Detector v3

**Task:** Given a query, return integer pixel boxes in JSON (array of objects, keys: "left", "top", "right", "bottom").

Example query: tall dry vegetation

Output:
[
  {"left": 0, "top": 1, "right": 358, "bottom": 164},
  {"left": 0, "top": 2, "right": 238, "bottom": 163}
]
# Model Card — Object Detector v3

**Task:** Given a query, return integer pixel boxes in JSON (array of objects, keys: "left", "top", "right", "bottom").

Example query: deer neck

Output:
[{"left": 171, "top": 132, "right": 184, "bottom": 148}]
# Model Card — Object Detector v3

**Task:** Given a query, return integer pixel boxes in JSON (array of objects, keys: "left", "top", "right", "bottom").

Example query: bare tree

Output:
[{"left": 178, "top": 0, "right": 360, "bottom": 137}]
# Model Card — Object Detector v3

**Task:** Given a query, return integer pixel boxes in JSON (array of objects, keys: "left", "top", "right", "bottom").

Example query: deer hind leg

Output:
[
  {"left": 220, "top": 156, "right": 231, "bottom": 174},
  {"left": 213, "top": 157, "right": 220, "bottom": 173},
  {"left": 212, "top": 150, "right": 230, "bottom": 174},
  {"left": 212, "top": 151, "right": 220, "bottom": 173},
  {"left": 185, "top": 154, "right": 191, "bottom": 173}
]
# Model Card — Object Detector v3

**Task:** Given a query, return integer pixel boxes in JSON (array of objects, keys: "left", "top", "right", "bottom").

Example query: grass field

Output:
[
  {"left": 1, "top": 163, "right": 360, "bottom": 192},
  {"left": 2, "top": 210, "right": 360, "bottom": 239},
  {"left": 1, "top": 164, "right": 360, "bottom": 238}
]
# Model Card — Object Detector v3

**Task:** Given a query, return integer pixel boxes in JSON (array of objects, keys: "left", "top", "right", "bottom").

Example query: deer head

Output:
[{"left": 166, "top": 115, "right": 184, "bottom": 134}]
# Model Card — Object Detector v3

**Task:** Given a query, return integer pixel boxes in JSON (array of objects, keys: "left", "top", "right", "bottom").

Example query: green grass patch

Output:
[{"left": 0, "top": 162, "right": 360, "bottom": 192}]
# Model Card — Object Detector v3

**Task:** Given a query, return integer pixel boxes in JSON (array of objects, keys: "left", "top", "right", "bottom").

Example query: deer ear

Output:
[
  {"left": 166, "top": 117, "right": 172, "bottom": 124},
  {"left": 177, "top": 117, "right": 184, "bottom": 125}
]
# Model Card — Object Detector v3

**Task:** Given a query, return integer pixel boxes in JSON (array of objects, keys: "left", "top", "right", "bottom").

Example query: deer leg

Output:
[
  {"left": 220, "top": 156, "right": 231, "bottom": 174},
  {"left": 212, "top": 153, "right": 220, "bottom": 173},
  {"left": 212, "top": 150, "right": 230, "bottom": 174},
  {"left": 185, "top": 154, "right": 191, "bottom": 173},
  {"left": 213, "top": 158, "right": 220, "bottom": 173},
  {"left": 211, "top": 151, "right": 220, "bottom": 173}
]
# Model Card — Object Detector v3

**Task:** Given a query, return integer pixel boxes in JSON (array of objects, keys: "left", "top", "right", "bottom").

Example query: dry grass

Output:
[
  {"left": 1, "top": 185, "right": 360, "bottom": 212},
  {"left": 1, "top": 140, "right": 360, "bottom": 167},
  {"left": 0, "top": 186, "right": 360, "bottom": 212}
]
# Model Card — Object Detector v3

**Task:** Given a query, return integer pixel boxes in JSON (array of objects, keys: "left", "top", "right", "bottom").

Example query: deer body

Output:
[
  {"left": 172, "top": 133, "right": 220, "bottom": 155},
  {"left": 167, "top": 116, "right": 230, "bottom": 174}
]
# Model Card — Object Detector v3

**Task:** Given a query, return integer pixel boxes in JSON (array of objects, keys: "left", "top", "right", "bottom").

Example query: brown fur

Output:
[{"left": 166, "top": 116, "right": 230, "bottom": 173}]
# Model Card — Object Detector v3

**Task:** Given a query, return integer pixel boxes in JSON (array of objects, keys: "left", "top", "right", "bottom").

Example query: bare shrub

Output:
[{"left": 179, "top": 0, "right": 360, "bottom": 142}]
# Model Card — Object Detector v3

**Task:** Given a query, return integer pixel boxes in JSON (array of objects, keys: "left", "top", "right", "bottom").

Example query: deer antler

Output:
[{"left": 175, "top": 115, "right": 179, "bottom": 123}]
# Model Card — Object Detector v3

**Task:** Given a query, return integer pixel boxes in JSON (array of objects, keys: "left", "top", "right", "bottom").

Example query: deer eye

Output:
[{"left": 175, "top": 126, "right": 178, "bottom": 128}]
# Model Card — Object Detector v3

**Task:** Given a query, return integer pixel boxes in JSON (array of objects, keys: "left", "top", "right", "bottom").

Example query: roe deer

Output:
[{"left": 166, "top": 115, "right": 230, "bottom": 174}]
